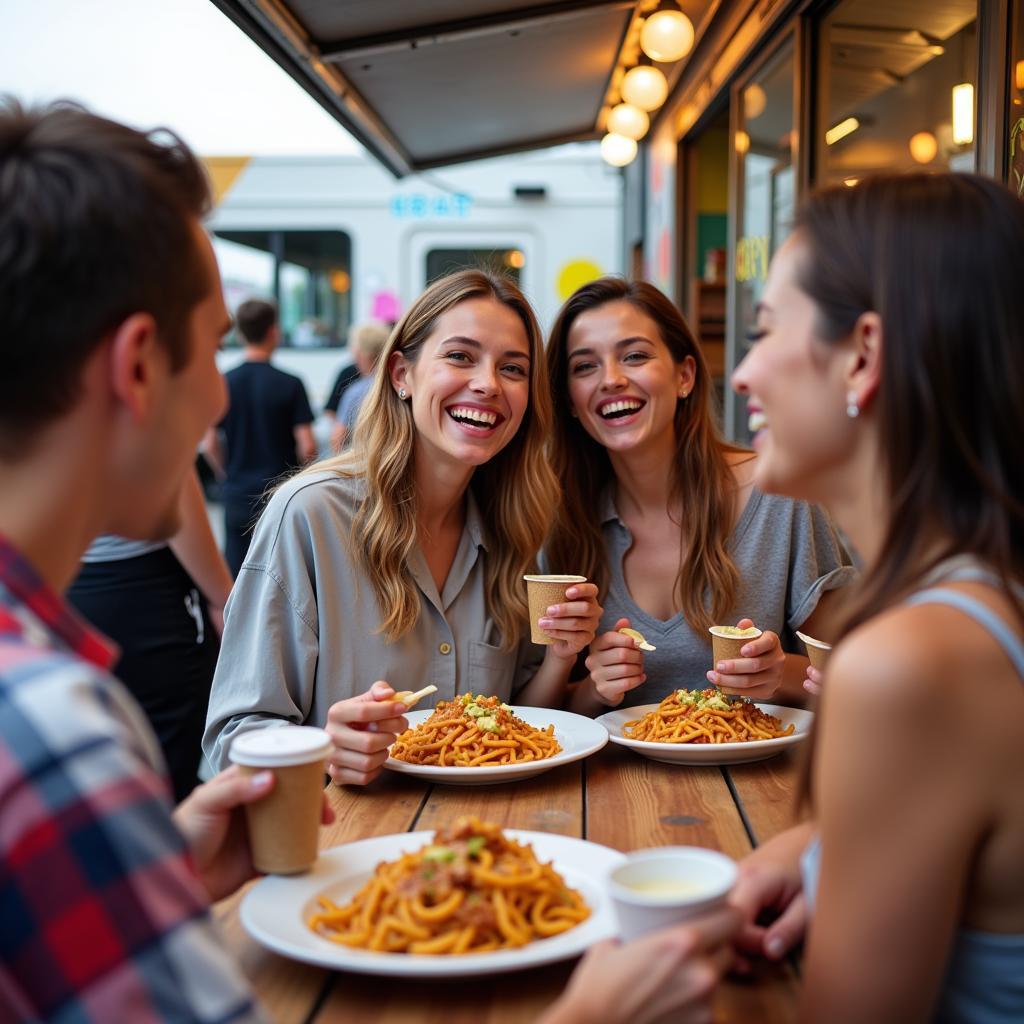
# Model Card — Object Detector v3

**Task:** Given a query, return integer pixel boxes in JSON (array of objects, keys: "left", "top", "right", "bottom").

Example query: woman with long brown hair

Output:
[
  {"left": 730, "top": 173, "right": 1024, "bottom": 1021},
  {"left": 204, "top": 269, "right": 602, "bottom": 782},
  {"left": 545, "top": 277, "right": 851, "bottom": 714}
]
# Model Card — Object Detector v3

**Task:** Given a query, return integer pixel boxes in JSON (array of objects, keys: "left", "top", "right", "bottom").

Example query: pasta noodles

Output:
[
  {"left": 390, "top": 693, "right": 562, "bottom": 767},
  {"left": 623, "top": 688, "right": 795, "bottom": 744},
  {"left": 308, "top": 817, "right": 590, "bottom": 954}
]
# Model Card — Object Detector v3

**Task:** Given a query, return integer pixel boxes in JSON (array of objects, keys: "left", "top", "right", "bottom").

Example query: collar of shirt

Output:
[
  {"left": 599, "top": 487, "right": 625, "bottom": 529},
  {"left": 0, "top": 532, "right": 118, "bottom": 670},
  {"left": 464, "top": 485, "right": 487, "bottom": 552}
]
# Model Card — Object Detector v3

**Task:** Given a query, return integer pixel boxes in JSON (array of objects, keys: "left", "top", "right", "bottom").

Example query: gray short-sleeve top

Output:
[
  {"left": 599, "top": 487, "right": 856, "bottom": 707},
  {"left": 203, "top": 471, "right": 542, "bottom": 770}
]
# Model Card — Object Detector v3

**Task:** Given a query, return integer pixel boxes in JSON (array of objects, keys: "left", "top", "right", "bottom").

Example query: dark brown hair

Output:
[
  {"left": 0, "top": 98, "right": 211, "bottom": 458},
  {"left": 546, "top": 277, "right": 750, "bottom": 634},
  {"left": 235, "top": 298, "right": 277, "bottom": 345},
  {"left": 795, "top": 173, "right": 1024, "bottom": 634},
  {"left": 793, "top": 173, "right": 1024, "bottom": 805}
]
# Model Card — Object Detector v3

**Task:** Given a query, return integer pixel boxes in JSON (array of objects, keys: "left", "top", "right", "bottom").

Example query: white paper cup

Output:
[
  {"left": 608, "top": 847, "right": 738, "bottom": 941},
  {"left": 796, "top": 630, "right": 833, "bottom": 670},
  {"left": 523, "top": 574, "right": 587, "bottom": 644},
  {"left": 229, "top": 725, "right": 332, "bottom": 875}
]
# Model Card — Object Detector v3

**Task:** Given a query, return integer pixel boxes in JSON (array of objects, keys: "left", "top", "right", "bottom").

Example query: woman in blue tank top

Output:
[{"left": 728, "top": 173, "right": 1024, "bottom": 1022}]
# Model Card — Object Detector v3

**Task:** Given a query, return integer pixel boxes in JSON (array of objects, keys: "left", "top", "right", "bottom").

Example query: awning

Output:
[{"left": 208, "top": 1, "right": 709, "bottom": 176}]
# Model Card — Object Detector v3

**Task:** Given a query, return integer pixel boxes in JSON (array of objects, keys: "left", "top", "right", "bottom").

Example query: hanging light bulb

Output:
[
  {"left": 908, "top": 131, "right": 938, "bottom": 164},
  {"left": 640, "top": 4, "right": 695, "bottom": 63},
  {"left": 607, "top": 102, "right": 650, "bottom": 141},
  {"left": 743, "top": 83, "right": 767, "bottom": 120},
  {"left": 601, "top": 132, "right": 638, "bottom": 167},
  {"left": 621, "top": 63, "right": 669, "bottom": 112},
  {"left": 734, "top": 130, "right": 750, "bottom": 155}
]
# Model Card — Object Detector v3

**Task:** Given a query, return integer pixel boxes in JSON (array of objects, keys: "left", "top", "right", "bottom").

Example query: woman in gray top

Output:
[
  {"left": 204, "top": 270, "right": 602, "bottom": 782},
  {"left": 544, "top": 278, "right": 853, "bottom": 713}
]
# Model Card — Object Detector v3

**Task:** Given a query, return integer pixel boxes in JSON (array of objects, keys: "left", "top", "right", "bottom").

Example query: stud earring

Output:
[
  {"left": 846, "top": 390, "right": 859, "bottom": 419},
  {"left": 398, "top": 388, "right": 408, "bottom": 400}
]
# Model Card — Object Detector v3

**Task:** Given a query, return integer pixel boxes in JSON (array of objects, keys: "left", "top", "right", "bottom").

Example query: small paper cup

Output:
[
  {"left": 608, "top": 847, "right": 738, "bottom": 941},
  {"left": 523, "top": 574, "right": 587, "bottom": 644},
  {"left": 708, "top": 625, "right": 762, "bottom": 667},
  {"left": 796, "top": 630, "right": 832, "bottom": 671},
  {"left": 229, "top": 725, "right": 332, "bottom": 875}
]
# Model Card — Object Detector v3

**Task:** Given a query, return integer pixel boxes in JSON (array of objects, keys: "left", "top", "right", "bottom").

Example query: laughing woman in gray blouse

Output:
[
  {"left": 204, "top": 271, "right": 602, "bottom": 782},
  {"left": 544, "top": 278, "right": 853, "bottom": 714}
]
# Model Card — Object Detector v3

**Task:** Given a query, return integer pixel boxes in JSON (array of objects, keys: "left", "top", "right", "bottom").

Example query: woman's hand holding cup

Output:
[
  {"left": 538, "top": 581, "right": 604, "bottom": 660},
  {"left": 706, "top": 618, "right": 785, "bottom": 701},
  {"left": 325, "top": 681, "right": 408, "bottom": 786}
]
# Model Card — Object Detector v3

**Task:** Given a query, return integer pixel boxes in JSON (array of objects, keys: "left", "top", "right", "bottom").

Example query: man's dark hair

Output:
[
  {"left": 235, "top": 299, "right": 278, "bottom": 345},
  {"left": 0, "top": 98, "right": 211, "bottom": 458}
]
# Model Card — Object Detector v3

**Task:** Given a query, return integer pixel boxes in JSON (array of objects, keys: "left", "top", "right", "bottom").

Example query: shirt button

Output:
[{"left": 439, "top": 642, "right": 452, "bottom": 655}]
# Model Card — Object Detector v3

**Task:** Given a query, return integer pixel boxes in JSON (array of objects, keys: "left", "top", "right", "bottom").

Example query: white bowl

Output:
[{"left": 607, "top": 847, "right": 738, "bottom": 940}]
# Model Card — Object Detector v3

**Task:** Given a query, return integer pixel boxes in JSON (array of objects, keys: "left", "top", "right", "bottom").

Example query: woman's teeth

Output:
[
  {"left": 748, "top": 411, "right": 767, "bottom": 432},
  {"left": 448, "top": 406, "right": 497, "bottom": 426},
  {"left": 600, "top": 399, "right": 643, "bottom": 419}
]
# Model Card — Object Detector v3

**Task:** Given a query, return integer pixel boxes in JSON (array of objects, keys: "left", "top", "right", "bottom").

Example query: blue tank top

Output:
[{"left": 801, "top": 561, "right": 1024, "bottom": 1022}]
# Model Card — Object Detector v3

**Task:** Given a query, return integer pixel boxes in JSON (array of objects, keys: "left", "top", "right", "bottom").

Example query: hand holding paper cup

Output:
[
  {"left": 523, "top": 574, "right": 587, "bottom": 644},
  {"left": 229, "top": 725, "right": 332, "bottom": 875},
  {"left": 708, "top": 624, "right": 762, "bottom": 667},
  {"left": 796, "top": 630, "right": 832, "bottom": 670},
  {"left": 608, "top": 847, "right": 738, "bottom": 941}
]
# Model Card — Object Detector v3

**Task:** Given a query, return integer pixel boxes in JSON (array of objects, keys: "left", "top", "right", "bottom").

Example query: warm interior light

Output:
[
  {"left": 744, "top": 84, "right": 767, "bottom": 120},
  {"left": 607, "top": 102, "right": 650, "bottom": 141},
  {"left": 621, "top": 64, "right": 669, "bottom": 112},
  {"left": 825, "top": 116, "right": 860, "bottom": 146},
  {"left": 734, "top": 130, "right": 750, "bottom": 155},
  {"left": 1016, "top": 60, "right": 1024, "bottom": 92},
  {"left": 329, "top": 270, "right": 350, "bottom": 292},
  {"left": 843, "top": 177, "right": 859, "bottom": 187},
  {"left": 908, "top": 131, "right": 938, "bottom": 164},
  {"left": 952, "top": 83, "right": 974, "bottom": 145},
  {"left": 506, "top": 250, "right": 525, "bottom": 269},
  {"left": 601, "top": 132, "right": 638, "bottom": 167},
  {"left": 640, "top": 7, "right": 695, "bottom": 63}
]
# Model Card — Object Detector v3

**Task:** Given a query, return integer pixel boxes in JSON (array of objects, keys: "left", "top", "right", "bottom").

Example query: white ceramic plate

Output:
[
  {"left": 596, "top": 703, "right": 813, "bottom": 765},
  {"left": 240, "top": 830, "right": 624, "bottom": 977},
  {"left": 384, "top": 706, "right": 608, "bottom": 785}
]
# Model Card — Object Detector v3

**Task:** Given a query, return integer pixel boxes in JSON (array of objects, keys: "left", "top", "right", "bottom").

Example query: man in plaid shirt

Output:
[{"left": 0, "top": 100, "right": 288, "bottom": 1022}]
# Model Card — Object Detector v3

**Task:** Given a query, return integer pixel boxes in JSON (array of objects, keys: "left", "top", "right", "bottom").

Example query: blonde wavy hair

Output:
[
  {"left": 545, "top": 277, "right": 751, "bottom": 636},
  {"left": 300, "top": 269, "right": 558, "bottom": 649}
]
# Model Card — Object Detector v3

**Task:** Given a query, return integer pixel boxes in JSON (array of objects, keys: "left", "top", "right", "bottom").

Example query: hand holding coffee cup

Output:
[
  {"left": 229, "top": 725, "right": 332, "bottom": 875},
  {"left": 707, "top": 619, "right": 786, "bottom": 701},
  {"left": 523, "top": 574, "right": 602, "bottom": 657}
]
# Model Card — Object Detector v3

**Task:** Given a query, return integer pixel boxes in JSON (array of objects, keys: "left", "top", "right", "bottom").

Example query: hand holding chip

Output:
[{"left": 325, "top": 680, "right": 409, "bottom": 786}]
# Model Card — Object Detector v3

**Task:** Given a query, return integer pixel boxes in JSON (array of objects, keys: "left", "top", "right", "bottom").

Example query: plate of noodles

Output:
[
  {"left": 384, "top": 695, "right": 607, "bottom": 785},
  {"left": 240, "top": 816, "right": 625, "bottom": 977},
  {"left": 596, "top": 688, "right": 813, "bottom": 765}
]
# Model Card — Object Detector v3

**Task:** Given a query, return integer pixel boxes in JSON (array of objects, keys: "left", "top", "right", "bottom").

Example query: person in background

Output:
[
  {"left": 67, "top": 467, "right": 233, "bottom": 801},
  {"left": 545, "top": 278, "right": 852, "bottom": 716},
  {"left": 331, "top": 320, "right": 390, "bottom": 451},
  {"left": 202, "top": 298, "right": 315, "bottom": 576},
  {"left": 730, "top": 173, "right": 1024, "bottom": 1021}
]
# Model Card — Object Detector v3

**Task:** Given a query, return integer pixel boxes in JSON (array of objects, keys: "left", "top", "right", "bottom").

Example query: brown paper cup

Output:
[
  {"left": 229, "top": 726, "right": 331, "bottom": 875},
  {"left": 708, "top": 625, "right": 762, "bottom": 668},
  {"left": 797, "top": 631, "right": 832, "bottom": 671},
  {"left": 524, "top": 574, "right": 587, "bottom": 644}
]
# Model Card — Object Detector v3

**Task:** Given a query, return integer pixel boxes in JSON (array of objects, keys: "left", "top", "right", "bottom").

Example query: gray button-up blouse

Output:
[{"left": 203, "top": 471, "right": 542, "bottom": 770}]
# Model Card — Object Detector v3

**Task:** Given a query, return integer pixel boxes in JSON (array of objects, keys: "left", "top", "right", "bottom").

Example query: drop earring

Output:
[{"left": 846, "top": 390, "right": 859, "bottom": 419}]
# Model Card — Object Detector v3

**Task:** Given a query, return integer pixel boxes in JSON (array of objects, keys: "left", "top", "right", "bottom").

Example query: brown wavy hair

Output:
[
  {"left": 299, "top": 269, "right": 558, "bottom": 649},
  {"left": 546, "top": 277, "right": 750, "bottom": 634}
]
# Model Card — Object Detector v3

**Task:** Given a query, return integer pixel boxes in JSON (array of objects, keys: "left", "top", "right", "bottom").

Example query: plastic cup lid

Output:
[{"left": 229, "top": 725, "right": 332, "bottom": 767}]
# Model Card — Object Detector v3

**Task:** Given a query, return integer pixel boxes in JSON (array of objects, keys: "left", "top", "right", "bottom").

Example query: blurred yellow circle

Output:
[{"left": 557, "top": 260, "right": 604, "bottom": 301}]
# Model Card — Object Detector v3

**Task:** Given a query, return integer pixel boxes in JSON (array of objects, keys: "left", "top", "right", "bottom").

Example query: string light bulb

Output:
[
  {"left": 640, "top": 5, "right": 695, "bottom": 63},
  {"left": 601, "top": 132, "right": 638, "bottom": 167},
  {"left": 621, "top": 63, "right": 669, "bottom": 111},
  {"left": 607, "top": 102, "right": 650, "bottom": 140}
]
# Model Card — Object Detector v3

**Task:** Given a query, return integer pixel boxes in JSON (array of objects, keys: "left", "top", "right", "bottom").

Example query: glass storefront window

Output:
[
  {"left": 425, "top": 247, "right": 524, "bottom": 285},
  {"left": 727, "top": 38, "right": 795, "bottom": 443},
  {"left": 816, "top": 0, "right": 978, "bottom": 184},
  {"left": 1010, "top": 3, "right": 1024, "bottom": 195}
]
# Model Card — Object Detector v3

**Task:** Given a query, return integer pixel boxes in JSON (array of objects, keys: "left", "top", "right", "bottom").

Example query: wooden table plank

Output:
[
  {"left": 726, "top": 750, "right": 805, "bottom": 846},
  {"left": 586, "top": 743, "right": 752, "bottom": 857},
  {"left": 415, "top": 762, "right": 583, "bottom": 835}
]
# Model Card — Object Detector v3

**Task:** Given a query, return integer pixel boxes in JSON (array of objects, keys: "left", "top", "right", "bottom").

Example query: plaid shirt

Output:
[{"left": 0, "top": 535, "right": 264, "bottom": 1023}]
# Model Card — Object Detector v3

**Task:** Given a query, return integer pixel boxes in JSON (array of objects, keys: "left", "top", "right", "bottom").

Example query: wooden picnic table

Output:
[{"left": 215, "top": 743, "right": 804, "bottom": 1023}]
